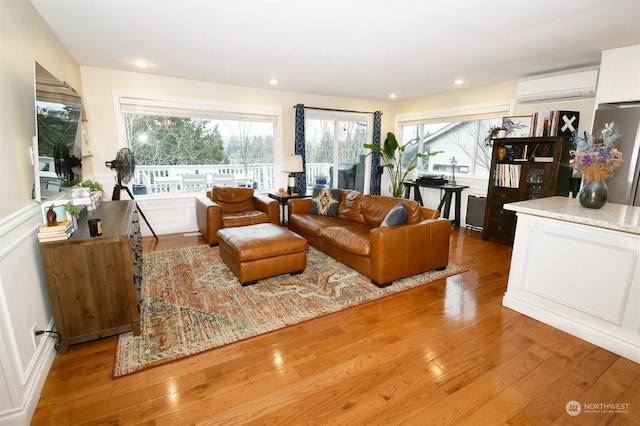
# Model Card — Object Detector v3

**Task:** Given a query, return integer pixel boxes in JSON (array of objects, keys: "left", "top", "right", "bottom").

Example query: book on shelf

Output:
[
  {"left": 37, "top": 232, "right": 71, "bottom": 242},
  {"left": 493, "top": 163, "right": 521, "bottom": 188},
  {"left": 534, "top": 156, "right": 554, "bottom": 163},
  {"left": 38, "top": 219, "right": 72, "bottom": 233},
  {"left": 546, "top": 110, "right": 580, "bottom": 137},
  {"left": 38, "top": 218, "right": 75, "bottom": 242}
]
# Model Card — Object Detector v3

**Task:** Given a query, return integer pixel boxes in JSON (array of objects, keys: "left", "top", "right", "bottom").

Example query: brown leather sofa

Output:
[
  {"left": 196, "top": 186, "right": 280, "bottom": 245},
  {"left": 287, "top": 190, "right": 451, "bottom": 287}
]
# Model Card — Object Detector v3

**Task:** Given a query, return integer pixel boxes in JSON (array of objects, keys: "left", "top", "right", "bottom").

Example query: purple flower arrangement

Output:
[{"left": 570, "top": 122, "right": 623, "bottom": 182}]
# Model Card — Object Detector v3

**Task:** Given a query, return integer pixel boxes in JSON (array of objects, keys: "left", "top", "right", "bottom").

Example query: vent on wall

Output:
[{"left": 516, "top": 70, "right": 599, "bottom": 104}]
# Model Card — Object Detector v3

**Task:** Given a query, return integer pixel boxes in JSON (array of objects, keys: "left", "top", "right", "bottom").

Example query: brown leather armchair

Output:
[{"left": 196, "top": 186, "right": 280, "bottom": 245}]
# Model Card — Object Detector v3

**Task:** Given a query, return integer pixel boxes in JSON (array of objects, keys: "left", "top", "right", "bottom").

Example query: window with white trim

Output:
[
  {"left": 113, "top": 94, "right": 281, "bottom": 193},
  {"left": 304, "top": 110, "right": 372, "bottom": 192}
]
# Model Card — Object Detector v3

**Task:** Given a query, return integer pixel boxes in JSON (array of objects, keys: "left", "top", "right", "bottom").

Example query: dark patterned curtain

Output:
[
  {"left": 369, "top": 111, "right": 382, "bottom": 195},
  {"left": 294, "top": 104, "right": 306, "bottom": 194}
]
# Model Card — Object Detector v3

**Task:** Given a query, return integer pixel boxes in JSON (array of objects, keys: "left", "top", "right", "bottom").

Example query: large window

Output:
[
  {"left": 305, "top": 110, "right": 371, "bottom": 192},
  {"left": 396, "top": 101, "right": 513, "bottom": 178},
  {"left": 400, "top": 119, "right": 501, "bottom": 176},
  {"left": 114, "top": 94, "right": 280, "bottom": 193}
]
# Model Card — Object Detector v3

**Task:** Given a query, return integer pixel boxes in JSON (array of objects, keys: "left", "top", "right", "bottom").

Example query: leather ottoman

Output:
[{"left": 217, "top": 223, "right": 307, "bottom": 285}]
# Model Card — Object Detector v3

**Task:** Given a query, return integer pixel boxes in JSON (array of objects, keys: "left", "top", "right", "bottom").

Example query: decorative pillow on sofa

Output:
[
  {"left": 310, "top": 188, "right": 340, "bottom": 217},
  {"left": 337, "top": 190, "right": 366, "bottom": 224},
  {"left": 380, "top": 202, "right": 408, "bottom": 227}
]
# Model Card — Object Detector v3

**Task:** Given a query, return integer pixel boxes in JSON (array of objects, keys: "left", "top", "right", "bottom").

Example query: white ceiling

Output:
[{"left": 31, "top": 0, "right": 640, "bottom": 101}]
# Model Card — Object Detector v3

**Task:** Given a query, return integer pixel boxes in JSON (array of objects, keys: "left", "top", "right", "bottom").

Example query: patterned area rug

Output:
[{"left": 113, "top": 245, "right": 465, "bottom": 378}]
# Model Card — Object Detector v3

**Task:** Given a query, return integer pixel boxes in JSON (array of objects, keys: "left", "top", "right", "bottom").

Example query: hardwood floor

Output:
[{"left": 32, "top": 228, "right": 639, "bottom": 425}]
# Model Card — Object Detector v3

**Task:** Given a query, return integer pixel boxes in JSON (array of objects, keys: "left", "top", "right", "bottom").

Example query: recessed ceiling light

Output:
[
  {"left": 269, "top": 78, "right": 279, "bottom": 86},
  {"left": 131, "top": 59, "right": 150, "bottom": 68},
  {"left": 389, "top": 93, "right": 397, "bottom": 99},
  {"left": 453, "top": 79, "right": 465, "bottom": 85}
]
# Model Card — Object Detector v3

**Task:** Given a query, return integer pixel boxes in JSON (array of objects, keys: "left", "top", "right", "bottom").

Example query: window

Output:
[
  {"left": 396, "top": 101, "right": 513, "bottom": 178},
  {"left": 304, "top": 110, "right": 372, "bottom": 192},
  {"left": 400, "top": 119, "right": 501, "bottom": 176},
  {"left": 114, "top": 94, "right": 280, "bottom": 193}
]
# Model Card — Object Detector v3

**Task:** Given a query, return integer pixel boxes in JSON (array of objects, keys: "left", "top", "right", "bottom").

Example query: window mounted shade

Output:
[
  {"left": 397, "top": 101, "right": 513, "bottom": 126},
  {"left": 119, "top": 96, "right": 278, "bottom": 123},
  {"left": 36, "top": 85, "right": 81, "bottom": 106}
]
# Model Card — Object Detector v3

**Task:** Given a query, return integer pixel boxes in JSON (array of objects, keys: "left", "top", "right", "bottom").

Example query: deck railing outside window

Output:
[{"left": 131, "top": 163, "right": 332, "bottom": 194}]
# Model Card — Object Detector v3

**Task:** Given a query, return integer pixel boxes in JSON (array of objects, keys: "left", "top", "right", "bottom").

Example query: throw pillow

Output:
[
  {"left": 310, "top": 188, "right": 340, "bottom": 217},
  {"left": 337, "top": 190, "right": 366, "bottom": 224},
  {"left": 380, "top": 202, "right": 408, "bottom": 227}
]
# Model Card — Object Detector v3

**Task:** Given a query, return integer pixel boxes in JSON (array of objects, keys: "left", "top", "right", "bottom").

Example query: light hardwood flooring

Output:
[{"left": 32, "top": 228, "right": 639, "bottom": 425}]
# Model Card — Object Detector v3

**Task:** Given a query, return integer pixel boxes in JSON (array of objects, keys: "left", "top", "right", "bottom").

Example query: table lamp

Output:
[
  {"left": 449, "top": 156, "right": 457, "bottom": 185},
  {"left": 282, "top": 154, "right": 303, "bottom": 195}
]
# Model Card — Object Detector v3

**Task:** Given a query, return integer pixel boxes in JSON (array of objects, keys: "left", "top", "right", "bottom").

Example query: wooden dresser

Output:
[{"left": 39, "top": 200, "right": 143, "bottom": 353}]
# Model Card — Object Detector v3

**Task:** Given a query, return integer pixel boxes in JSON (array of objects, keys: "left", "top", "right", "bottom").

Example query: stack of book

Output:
[
  {"left": 37, "top": 219, "right": 75, "bottom": 242},
  {"left": 493, "top": 163, "right": 522, "bottom": 188}
]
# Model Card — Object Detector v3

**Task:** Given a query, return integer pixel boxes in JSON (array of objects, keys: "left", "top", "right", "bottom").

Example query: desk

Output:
[
  {"left": 403, "top": 181, "right": 469, "bottom": 226},
  {"left": 268, "top": 192, "right": 310, "bottom": 225}
]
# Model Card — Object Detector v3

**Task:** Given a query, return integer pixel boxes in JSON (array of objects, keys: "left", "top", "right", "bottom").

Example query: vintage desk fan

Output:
[{"left": 105, "top": 148, "right": 158, "bottom": 239}]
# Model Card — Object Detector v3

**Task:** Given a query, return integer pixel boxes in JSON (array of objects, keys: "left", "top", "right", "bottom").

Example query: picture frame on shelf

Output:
[{"left": 502, "top": 116, "right": 533, "bottom": 138}]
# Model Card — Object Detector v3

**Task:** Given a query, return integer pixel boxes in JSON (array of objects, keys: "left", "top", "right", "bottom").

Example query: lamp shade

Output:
[{"left": 282, "top": 154, "right": 303, "bottom": 173}]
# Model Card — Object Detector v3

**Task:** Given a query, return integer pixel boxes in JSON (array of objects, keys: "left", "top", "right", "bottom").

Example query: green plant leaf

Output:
[{"left": 383, "top": 132, "right": 398, "bottom": 159}]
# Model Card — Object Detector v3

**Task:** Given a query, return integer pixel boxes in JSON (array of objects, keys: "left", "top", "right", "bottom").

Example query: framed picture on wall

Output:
[{"left": 502, "top": 116, "right": 533, "bottom": 138}]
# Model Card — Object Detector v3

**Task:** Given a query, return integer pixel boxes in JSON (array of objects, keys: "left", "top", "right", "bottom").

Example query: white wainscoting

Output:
[
  {"left": 0, "top": 193, "right": 201, "bottom": 425},
  {"left": 132, "top": 193, "right": 201, "bottom": 237},
  {"left": 0, "top": 203, "right": 57, "bottom": 425}
]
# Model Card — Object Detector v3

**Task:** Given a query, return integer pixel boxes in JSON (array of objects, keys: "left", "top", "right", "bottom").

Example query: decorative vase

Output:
[
  {"left": 579, "top": 180, "right": 608, "bottom": 209},
  {"left": 46, "top": 205, "right": 57, "bottom": 227},
  {"left": 498, "top": 146, "right": 507, "bottom": 161}
]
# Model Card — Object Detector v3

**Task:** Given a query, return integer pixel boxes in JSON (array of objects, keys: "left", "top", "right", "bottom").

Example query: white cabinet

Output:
[
  {"left": 502, "top": 197, "right": 640, "bottom": 363},
  {"left": 596, "top": 44, "right": 640, "bottom": 105}
]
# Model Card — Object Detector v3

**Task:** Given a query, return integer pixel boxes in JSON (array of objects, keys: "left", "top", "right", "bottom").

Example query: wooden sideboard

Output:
[{"left": 39, "top": 200, "right": 142, "bottom": 353}]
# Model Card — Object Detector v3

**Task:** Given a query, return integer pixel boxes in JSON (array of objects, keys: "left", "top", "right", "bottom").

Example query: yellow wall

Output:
[
  {"left": 0, "top": 0, "right": 81, "bottom": 219},
  {"left": 395, "top": 75, "right": 597, "bottom": 136},
  {"left": 79, "top": 66, "right": 396, "bottom": 188},
  {"left": 79, "top": 65, "right": 598, "bottom": 195}
]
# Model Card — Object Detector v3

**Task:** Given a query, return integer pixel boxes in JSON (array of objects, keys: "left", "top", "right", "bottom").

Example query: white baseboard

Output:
[
  {"left": 503, "top": 294, "right": 640, "bottom": 364},
  {"left": 0, "top": 336, "right": 56, "bottom": 425}
]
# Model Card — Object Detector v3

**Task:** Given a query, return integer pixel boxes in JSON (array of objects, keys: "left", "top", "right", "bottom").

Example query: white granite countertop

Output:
[{"left": 504, "top": 196, "right": 640, "bottom": 235}]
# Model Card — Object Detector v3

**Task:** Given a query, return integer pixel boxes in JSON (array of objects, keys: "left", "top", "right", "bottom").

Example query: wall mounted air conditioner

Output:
[{"left": 516, "top": 70, "right": 599, "bottom": 103}]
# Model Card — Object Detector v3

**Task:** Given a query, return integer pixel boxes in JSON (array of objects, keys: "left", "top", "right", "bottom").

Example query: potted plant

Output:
[
  {"left": 485, "top": 125, "right": 507, "bottom": 146},
  {"left": 364, "top": 132, "right": 443, "bottom": 197},
  {"left": 79, "top": 179, "right": 104, "bottom": 202}
]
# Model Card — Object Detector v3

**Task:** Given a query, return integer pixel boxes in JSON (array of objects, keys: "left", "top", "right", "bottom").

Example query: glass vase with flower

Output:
[{"left": 570, "top": 122, "right": 623, "bottom": 209}]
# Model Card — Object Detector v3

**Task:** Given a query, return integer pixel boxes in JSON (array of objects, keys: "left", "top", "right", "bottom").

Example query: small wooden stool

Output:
[{"left": 217, "top": 223, "right": 307, "bottom": 285}]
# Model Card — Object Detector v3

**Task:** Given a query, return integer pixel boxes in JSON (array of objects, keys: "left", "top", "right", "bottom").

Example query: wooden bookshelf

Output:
[{"left": 482, "top": 137, "right": 564, "bottom": 245}]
